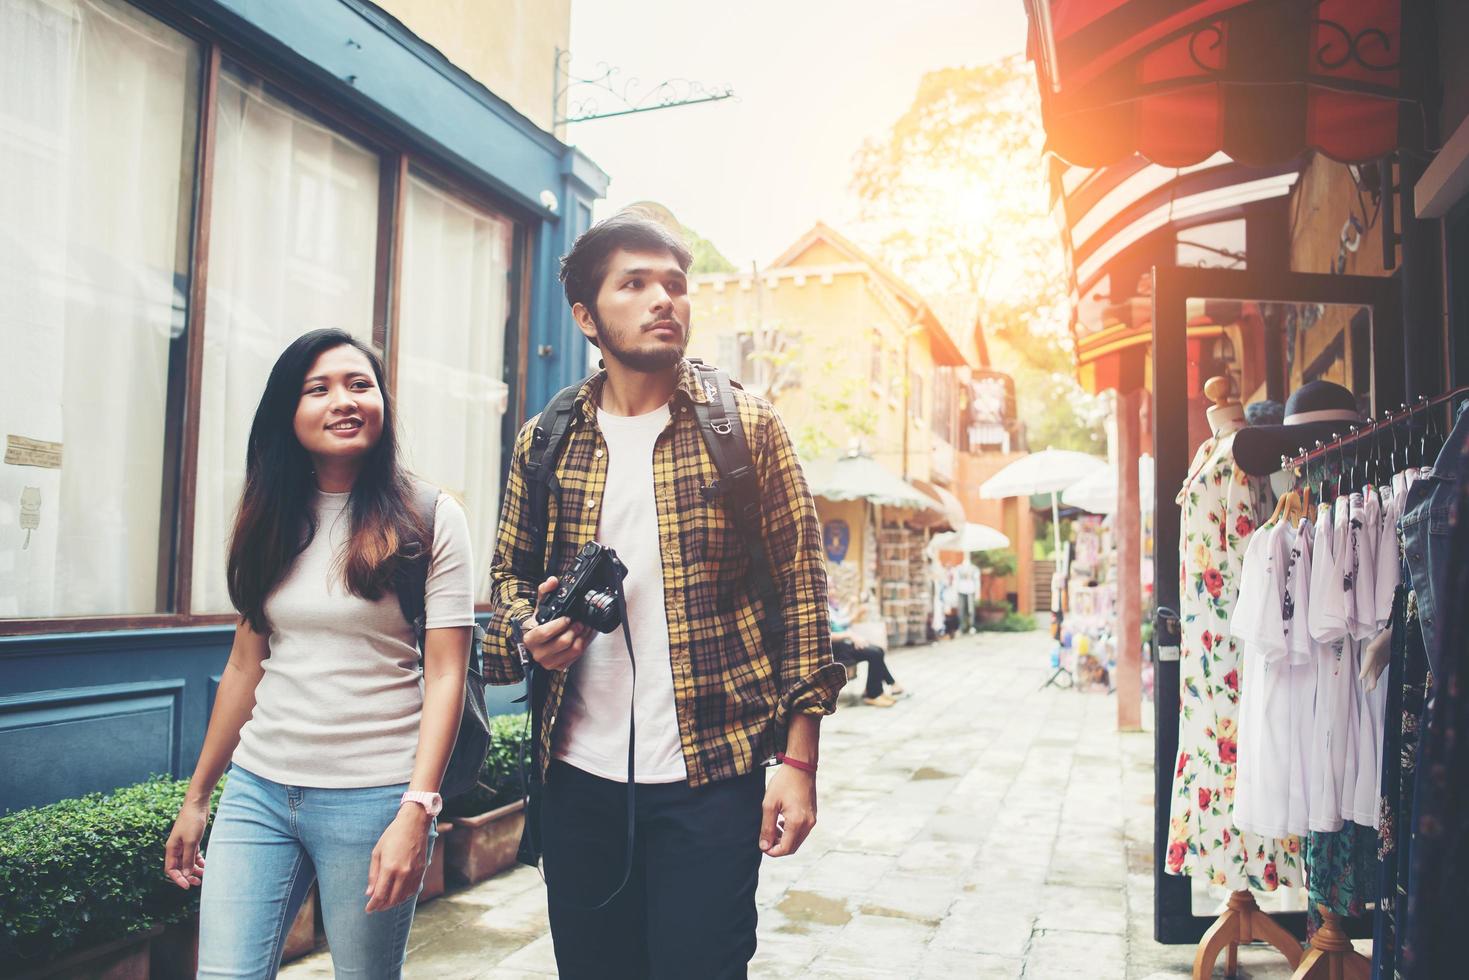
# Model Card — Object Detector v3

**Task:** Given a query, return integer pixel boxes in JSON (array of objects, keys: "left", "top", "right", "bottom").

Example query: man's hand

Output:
[
  {"left": 760, "top": 765, "right": 817, "bottom": 857},
  {"left": 524, "top": 576, "right": 595, "bottom": 671},
  {"left": 365, "top": 805, "right": 432, "bottom": 913}
]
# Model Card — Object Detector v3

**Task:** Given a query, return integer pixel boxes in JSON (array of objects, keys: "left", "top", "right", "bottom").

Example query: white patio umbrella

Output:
[
  {"left": 979, "top": 448, "right": 1107, "bottom": 556},
  {"left": 1061, "top": 453, "right": 1156, "bottom": 515},
  {"left": 802, "top": 453, "right": 942, "bottom": 515},
  {"left": 929, "top": 522, "right": 1011, "bottom": 554}
]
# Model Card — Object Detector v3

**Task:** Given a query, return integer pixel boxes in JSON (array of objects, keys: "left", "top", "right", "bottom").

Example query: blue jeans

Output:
[
  {"left": 1400, "top": 400, "right": 1469, "bottom": 678},
  {"left": 197, "top": 766, "right": 435, "bottom": 979}
]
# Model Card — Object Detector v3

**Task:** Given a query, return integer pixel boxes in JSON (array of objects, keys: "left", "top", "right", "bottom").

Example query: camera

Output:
[{"left": 535, "top": 542, "right": 629, "bottom": 633}]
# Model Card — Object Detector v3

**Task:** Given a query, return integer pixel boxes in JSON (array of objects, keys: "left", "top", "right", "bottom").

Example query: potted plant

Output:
[
  {"left": 441, "top": 713, "right": 531, "bottom": 886},
  {"left": 0, "top": 777, "right": 221, "bottom": 979},
  {"left": 976, "top": 598, "right": 1012, "bottom": 625}
]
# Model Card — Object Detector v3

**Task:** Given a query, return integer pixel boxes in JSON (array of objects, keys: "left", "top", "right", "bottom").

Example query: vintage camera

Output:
[{"left": 535, "top": 542, "right": 628, "bottom": 634}]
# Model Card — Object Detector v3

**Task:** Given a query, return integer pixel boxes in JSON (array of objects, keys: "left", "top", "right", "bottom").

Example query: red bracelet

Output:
[{"left": 776, "top": 752, "right": 817, "bottom": 774}]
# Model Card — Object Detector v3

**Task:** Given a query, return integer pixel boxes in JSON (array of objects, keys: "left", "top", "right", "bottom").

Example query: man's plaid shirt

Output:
[{"left": 484, "top": 359, "right": 845, "bottom": 787}]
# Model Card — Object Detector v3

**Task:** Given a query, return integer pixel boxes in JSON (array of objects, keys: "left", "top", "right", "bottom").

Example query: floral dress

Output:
[{"left": 1166, "top": 428, "right": 1303, "bottom": 891}]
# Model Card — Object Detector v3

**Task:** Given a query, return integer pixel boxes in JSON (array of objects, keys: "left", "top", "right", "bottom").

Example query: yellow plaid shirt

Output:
[{"left": 484, "top": 359, "right": 845, "bottom": 787}]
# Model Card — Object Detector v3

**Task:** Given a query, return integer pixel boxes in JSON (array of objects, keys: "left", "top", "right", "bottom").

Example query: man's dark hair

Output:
[{"left": 558, "top": 209, "right": 694, "bottom": 314}]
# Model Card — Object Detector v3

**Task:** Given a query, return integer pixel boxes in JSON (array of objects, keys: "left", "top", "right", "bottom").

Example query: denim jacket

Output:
[{"left": 1400, "top": 400, "right": 1469, "bottom": 678}]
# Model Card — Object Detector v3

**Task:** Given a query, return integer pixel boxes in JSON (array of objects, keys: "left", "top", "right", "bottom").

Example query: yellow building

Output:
[
  {"left": 687, "top": 224, "right": 1005, "bottom": 640},
  {"left": 687, "top": 222, "right": 969, "bottom": 482}
]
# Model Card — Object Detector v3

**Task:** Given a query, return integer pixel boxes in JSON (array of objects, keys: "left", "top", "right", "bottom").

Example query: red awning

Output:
[{"left": 1027, "top": 0, "right": 1416, "bottom": 168}]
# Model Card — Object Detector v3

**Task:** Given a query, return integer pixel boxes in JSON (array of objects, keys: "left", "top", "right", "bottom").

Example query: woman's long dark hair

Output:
[{"left": 226, "top": 329, "right": 426, "bottom": 633}]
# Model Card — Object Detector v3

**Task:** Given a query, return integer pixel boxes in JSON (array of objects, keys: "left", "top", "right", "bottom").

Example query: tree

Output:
[
  {"left": 851, "top": 57, "right": 1105, "bottom": 452},
  {"left": 684, "top": 224, "right": 737, "bottom": 275}
]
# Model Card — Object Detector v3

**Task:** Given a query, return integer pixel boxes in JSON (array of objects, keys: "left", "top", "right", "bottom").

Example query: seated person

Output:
[
  {"left": 943, "top": 606, "right": 961, "bottom": 637},
  {"left": 829, "top": 590, "right": 903, "bottom": 707}
]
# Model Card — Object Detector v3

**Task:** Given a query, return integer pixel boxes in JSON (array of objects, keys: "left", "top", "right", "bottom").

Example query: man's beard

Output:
[{"left": 591, "top": 310, "right": 690, "bottom": 372}]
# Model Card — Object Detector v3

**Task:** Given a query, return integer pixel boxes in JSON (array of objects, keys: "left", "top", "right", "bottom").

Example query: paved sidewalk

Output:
[{"left": 284, "top": 630, "right": 1306, "bottom": 979}]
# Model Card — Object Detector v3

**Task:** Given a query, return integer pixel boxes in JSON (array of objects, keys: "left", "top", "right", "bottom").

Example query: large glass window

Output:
[
  {"left": 394, "top": 173, "right": 515, "bottom": 602},
  {"left": 191, "top": 62, "right": 380, "bottom": 612},
  {"left": 0, "top": 0, "right": 200, "bottom": 617}
]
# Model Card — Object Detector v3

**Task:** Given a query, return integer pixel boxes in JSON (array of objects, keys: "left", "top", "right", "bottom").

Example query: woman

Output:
[
  {"left": 829, "top": 589, "right": 903, "bottom": 707},
  {"left": 163, "top": 329, "right": 473, "bottom": 979}
]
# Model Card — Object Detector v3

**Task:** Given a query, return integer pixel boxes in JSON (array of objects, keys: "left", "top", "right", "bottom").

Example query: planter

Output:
[
  {"left": 280, "top": 885, "right": 320, "bottom": 963},
  {"left": 444, "top": 799, "right": 525, "bottom": 886},
  {"left": 150, "top": 918, "right": 199, "bottom": 980},
  {"left": 16, "top": 925, "right": 162, "bottom": 980},
  {"left": 977, "top": 607, "right": 1008, "bottom": 625},
  {"left": 418, "top": 820, "right": 453, "bottom": 902}
]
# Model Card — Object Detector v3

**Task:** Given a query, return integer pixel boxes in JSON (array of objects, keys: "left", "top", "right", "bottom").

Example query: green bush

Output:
[
  {"left": 0, "top": 775, "right": 224, "bottom": 964},
  {"left": 976, "top": 548, "right": 1018, "bottom": 579},
  {"left": 977, "top": 612, "right": 1038, "bottom": 633},
  {"left": 443, "top": 713, "right": 531, "bottom": 818}
]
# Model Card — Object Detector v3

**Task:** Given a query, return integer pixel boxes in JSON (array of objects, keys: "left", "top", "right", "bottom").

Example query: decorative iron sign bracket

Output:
[{"left": 553, "top": 48, "right": 734, "bottom": 126}]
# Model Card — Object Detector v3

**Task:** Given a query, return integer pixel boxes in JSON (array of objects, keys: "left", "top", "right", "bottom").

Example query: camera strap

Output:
[{"left": 541, "top": 575, "right": 638, "bottom": 912}]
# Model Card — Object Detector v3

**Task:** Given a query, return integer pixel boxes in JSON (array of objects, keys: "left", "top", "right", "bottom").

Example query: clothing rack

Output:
[{"left": 1280, "top": 385, "right": 1469, "bottom": 471}]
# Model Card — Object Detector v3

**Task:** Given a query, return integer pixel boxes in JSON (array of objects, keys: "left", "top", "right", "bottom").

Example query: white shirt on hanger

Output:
[
  {"left": 1232, "top": 522, "right": 1294, "bottom": 838},
  {"left": 1284, "top": 516, "right": 1318, "bottom": 836}
]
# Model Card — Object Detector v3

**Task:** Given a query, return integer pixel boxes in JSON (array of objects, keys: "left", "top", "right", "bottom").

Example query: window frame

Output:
[{"left": 0, "top": 0, "right": 535, "bottom": 635}]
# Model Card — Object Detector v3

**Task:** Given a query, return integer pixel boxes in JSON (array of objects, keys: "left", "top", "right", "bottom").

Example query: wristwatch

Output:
[{"left": 400, "top": 790, "right": 443, "bottom": 818}]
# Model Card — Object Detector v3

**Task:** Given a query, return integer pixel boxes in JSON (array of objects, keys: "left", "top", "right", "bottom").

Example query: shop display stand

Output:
[
  {"left": 1289, "top": 908, "right": 1369, "bottom": 980},
  {"left": 1192, "top": 890, "right": 1302, "bottom": 979}
]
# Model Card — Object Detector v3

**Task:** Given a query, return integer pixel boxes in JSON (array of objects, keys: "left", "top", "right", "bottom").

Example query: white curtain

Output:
[
  {"left": 0, "top": 0, "right": 198, "bottom": 617},
  {"left": 190, "top": 63, "right": 380, "bottom": 613},
  {"left": 394, "top": 175, "right": 514, "bottom": 602}
]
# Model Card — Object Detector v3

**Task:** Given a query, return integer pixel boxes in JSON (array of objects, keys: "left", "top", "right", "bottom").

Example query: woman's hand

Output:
[
  {"left": 365, "top": 806, "right": 432, "bottom": 913},
  {"left": 163, "top": 798, "right": 210, "bottom": 889}
]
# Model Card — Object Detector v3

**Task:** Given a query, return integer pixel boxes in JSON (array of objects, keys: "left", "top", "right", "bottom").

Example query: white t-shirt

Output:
[
  {"left": 954, "top": 563, "right": 980, "bottom": 596},
  {"left": 1307, "top": 500, "right": 1359, "bottom": 832},
  {"left": 1283, "top": 517, "right": 1317, "bottom": 835},
  {"left": 1232, "top": 521, "right": 1294, "bottom": 838},
  {"left": 233, "top": 490, "right": 476, "bottom": 787},
  {"left": 553, "top": 404, "right": 687, "bottom": 784}
]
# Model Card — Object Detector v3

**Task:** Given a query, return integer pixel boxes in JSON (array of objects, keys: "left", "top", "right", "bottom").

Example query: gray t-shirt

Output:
[{"left": 232, "top": 490, "right": 475, "bottom": 787}]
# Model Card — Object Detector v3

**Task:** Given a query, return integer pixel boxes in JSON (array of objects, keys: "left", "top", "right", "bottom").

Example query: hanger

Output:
[{"left": 1425, "top": 395, "right": 1446, "bottom": 462}]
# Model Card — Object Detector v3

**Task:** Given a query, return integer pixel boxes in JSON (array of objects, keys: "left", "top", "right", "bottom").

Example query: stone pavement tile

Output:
[
  {"left": 815, "top": 911, "right": 936, "bottom": 974},
  {"left": 860, "top": 871, "right": 962, "bottom": 925},
  {"left": 930, "top": 905, "right": 1036, "bottom": 957},
  {"left": 920, "top": 809, "right": 996, "bottom": 844},
  {"left": 1024, "top": 927, "right": 1127, "bottom": 980},
  {"left": 795, "top": 848, "right": 896, "bottom": 895},
  {"left": 749, "top": 930, "right": 820, "bottom": 975},
  {"left": 1035, "top": 883, "right": 1128, "bottom": 935},
  {"left": 844, "top": 809, "right": 925, "bottom": 856},
  {"left": 493, "top": 931, "right": 558, "bottom": 973},
  {"left": 895, "top": 839, "right": 980, "bottom": 876},
  {"left": 919, "top": 946, "right": 1024, "bottom": 979}
]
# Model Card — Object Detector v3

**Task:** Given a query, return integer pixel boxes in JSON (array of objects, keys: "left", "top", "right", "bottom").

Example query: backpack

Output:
[
  {"left": 395, "top": 481, "right": 492, "bottom": 800},
  {"left": 513, "top": 361, "right": 785, "bottom": 870},
  {"left": 522, "top": 359, "right": 784, "bottom": 639}
]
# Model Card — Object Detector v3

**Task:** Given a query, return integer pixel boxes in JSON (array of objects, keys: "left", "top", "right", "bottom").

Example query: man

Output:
[
  {"left": 954, "top": 557, "right": 980, "bottom": 633},
  {"left": 484, "top": 210, "right": 845, "bottom": 979}
]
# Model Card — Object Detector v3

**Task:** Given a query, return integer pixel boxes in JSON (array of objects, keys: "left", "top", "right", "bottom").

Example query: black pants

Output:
[
  {"left": 541, "top": 760, "right": 764, "bottom": 980},
  {"left": 832, "top": 637, "right": 896, "bottom": 698}
]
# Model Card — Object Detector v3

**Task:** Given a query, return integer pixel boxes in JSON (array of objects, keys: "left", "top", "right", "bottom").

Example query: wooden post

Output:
[{"left": 1116, "top": 386, "right": 1144, "bottom": 731}]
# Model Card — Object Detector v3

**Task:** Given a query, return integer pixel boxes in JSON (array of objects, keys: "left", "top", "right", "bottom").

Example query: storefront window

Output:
[
  {"left": 191, "top": 62, "right": 380, "bottom": 613},
  {"left": 0, "top": 0, "right": 200, "bottom": 617},
  {"left": 394, "top": 173, "right": 516, "bottom": 602}
]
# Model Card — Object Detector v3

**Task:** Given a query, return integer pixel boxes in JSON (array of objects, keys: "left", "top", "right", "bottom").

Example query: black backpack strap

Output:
[
  {"left": 523, "top": 381, "right": 585, "bottom": 579},
  {"left": 395, "top": 480, "right": 440, "bottom": 642},
  {"left": 689, "top": 363, "right": 786, "bottom": 640}
]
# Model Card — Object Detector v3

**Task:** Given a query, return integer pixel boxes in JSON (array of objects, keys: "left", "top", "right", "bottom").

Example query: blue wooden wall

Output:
[{"left": 0, "top": 0, "right": 604, "bottom": 815}]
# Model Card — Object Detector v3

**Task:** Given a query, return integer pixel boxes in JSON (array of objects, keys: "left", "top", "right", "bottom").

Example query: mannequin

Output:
[
  {"left": 1168, "top": 377, "right": 1303, "bottom": 978},
  {"left": 1205, "top": 376, "right": 1247, "bottom": 436}
]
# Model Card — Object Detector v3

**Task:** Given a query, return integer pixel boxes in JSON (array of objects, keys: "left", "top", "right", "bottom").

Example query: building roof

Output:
[{"left": 766, "top": 222, "right": 969, "bottom": 367}]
